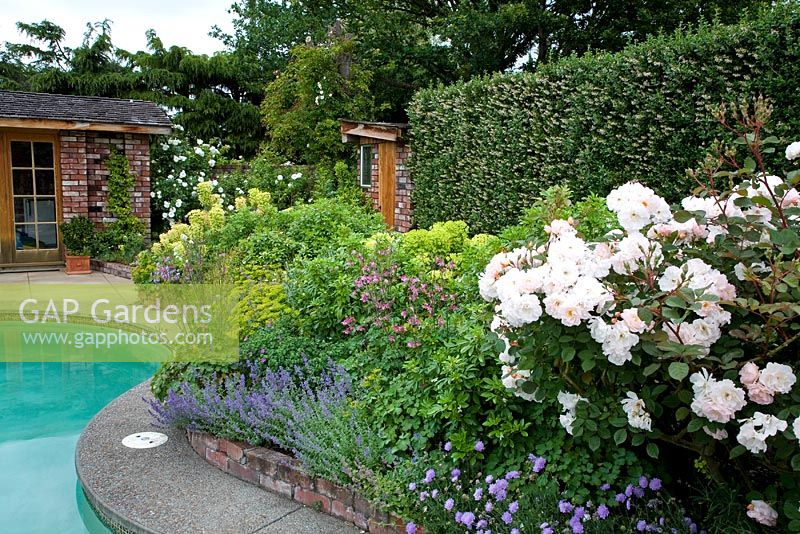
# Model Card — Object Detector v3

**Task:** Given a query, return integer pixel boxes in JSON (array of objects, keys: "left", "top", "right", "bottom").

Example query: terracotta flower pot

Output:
[{"left": 65, "top": 254, "right": 92, "bottom": 275}]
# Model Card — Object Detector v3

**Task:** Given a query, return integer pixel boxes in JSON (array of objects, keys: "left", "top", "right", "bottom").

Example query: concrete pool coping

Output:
[{"left": 75, "top": 382, "right": 360, "bottom": 534}]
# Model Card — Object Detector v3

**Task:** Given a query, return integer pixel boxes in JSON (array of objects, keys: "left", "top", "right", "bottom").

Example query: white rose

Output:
[
  {"left": 758, "top": 362, "right": 796, "bottom": 394},
  {"left": 617, "top": 204, "right": 651, "bottom": 233},
  {"left": 499, "top": 293, "right": 542, "bottom": 327},
  {"left": 702, "top": 426, "right": 728, "bottom": 440},
  {"left": 785, "top": 141, "right": 800, "bottom": 161},
  {"left": 559, "top": 412, "right": 576, "bottom": 435},
  {"left": 658, "top": 265, "right": 682, "bottom": 291},
  {"left": 747, "top": 500, "right": 777, "bottom": 527},
  {"left": 621, "top": 391, "right": 652, "bottom": 431},
  {"left": 620, "top": 308, "right": 647, "bottom": 333}
]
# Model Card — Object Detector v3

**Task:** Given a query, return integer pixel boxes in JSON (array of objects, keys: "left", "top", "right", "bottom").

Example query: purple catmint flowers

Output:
[{"left": 146, "top": 360, "right": 375, "bottom": 486}]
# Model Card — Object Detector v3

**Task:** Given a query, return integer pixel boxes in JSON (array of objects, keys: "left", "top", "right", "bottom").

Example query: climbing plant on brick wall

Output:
[{"left": 408, "top": 5, "right": 800, "bottom": 234}]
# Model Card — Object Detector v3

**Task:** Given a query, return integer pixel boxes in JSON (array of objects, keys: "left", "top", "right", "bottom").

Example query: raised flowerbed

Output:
[{"left": 187, "top": 430, "right": 410, "bottom": 534}]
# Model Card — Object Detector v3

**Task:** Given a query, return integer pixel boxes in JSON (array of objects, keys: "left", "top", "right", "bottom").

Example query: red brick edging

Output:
[
  {"left": 90, "top": 260, "right": 132, "bottom": 279},
  {"left": 187, "top": 430, "right": 409, "bottom": 533}
]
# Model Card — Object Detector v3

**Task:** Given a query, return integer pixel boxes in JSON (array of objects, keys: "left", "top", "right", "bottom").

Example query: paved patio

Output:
[{"left": 0, "top": 269, "right": 131, "bottom": 285}]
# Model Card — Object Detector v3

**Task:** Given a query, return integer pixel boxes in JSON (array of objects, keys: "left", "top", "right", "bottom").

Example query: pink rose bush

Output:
[{"left": 481, "top": 102, "right": 800, "bottom": 529}]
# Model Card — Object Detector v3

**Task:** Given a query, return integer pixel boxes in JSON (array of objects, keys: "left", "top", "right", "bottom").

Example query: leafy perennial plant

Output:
[{"left": 480, "top": 102, "right": 800, "bottom": 529}]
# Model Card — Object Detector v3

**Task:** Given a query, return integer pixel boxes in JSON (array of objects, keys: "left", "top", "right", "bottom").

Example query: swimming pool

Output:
[{"left": 0, "top": 362, "right": 157, "bottom": 533}]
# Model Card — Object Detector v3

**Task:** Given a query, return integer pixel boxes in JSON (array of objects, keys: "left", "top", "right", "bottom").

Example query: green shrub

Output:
[
  {"left": 231, "top": 265, "right": 292, "bottom": 337},
  {"left": 397, "top": 220, "right": 469, "bottom": 259},
  {"left": 409, "top": 4, "right": 800, "bottom": 233},
  {"left": 131, "top": 249, "right": 157, "bottom": 284},
  {"left": 220, "top": 154, "right": 316, "bottom": 210},
  {"left": 92, "top": 218, "right": 146, "bottom": 264},
  {"left": 285, "top": 247, "right": 360, "bottom": 338},
  {"left": 59, "top": 216, "right": 94, "bottom": 255},
  {"left": 279, "top": 197, "right": 385, "bottom": 257},
  {"left": 500, "top": 185, "right": 617, "bottom": 244},
  {"left": 239, "top": 316, "right": 358, "bottom": 375}
]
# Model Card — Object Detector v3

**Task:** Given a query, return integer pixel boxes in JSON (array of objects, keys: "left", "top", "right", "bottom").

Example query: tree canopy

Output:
[{"left": 0, "top": 0, "right": 770, "bottom": 162}]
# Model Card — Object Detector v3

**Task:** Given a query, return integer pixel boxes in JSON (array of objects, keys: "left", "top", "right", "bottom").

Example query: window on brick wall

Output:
[{"left": 359, "top": 144, "right": 373, "bottom": 188}]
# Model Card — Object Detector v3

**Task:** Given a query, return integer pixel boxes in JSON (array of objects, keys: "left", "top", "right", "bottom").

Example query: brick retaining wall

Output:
[
  {"left": 90, "top": 260, "right": 132, "bottom": 279},
  {"left": 187, "top": 430, "right": 411, "bottom": 533}
]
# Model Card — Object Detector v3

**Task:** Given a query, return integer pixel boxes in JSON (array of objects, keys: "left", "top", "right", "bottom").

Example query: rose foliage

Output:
[{"left": 480, "top": 100, "right": 800, "bottom": 530}]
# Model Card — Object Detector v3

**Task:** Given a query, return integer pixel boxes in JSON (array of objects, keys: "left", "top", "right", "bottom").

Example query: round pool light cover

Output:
[{"left": 122, "top": 432, "right": 168, "bottom": 449}]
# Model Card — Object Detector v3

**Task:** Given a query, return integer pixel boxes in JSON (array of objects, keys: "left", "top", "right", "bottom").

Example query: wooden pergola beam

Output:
[{"left": 340, "top": 120, "right": 406, "bottom": 143}]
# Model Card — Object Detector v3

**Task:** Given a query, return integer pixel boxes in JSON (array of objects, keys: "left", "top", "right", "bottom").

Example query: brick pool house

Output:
[
  {"left": 340, "top": 119, "right": 412, "bottom": 232},
  {"left": 0, "top": 90, "right": 171, "bottom": 270}
]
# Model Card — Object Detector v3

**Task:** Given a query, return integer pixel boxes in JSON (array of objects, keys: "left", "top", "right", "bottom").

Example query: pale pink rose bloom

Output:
[
  {"left": 747, "top": 500, "right": 777, "bottom": 526},
  {"left": 746, "top": 382, "right": 774, "bottom": 405},
  {"left": 620, "top": 308, "right": 647, "bottom": 334},
  {"left": 739, "top": 362, "right": 760, "bottom": 386},
  {"left": 702, "top": 426, "right": 728, "bottom": 440},
  {"left": 700, "top": 399, "right": 737, "bottom": 423}
]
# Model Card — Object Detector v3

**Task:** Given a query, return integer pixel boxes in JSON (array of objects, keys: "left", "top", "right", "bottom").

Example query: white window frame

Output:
[{"left": 359, "top": 144, "right": 373, "bottom": 188}]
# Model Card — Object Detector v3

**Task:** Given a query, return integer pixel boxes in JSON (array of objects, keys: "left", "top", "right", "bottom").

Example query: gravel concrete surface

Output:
[{"left": 76, "top": 382, "right": 360, "bottom": 534}]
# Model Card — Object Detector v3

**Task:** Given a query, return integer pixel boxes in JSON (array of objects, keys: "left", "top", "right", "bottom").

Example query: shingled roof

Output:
[{"left": 0, "top": 90, "right": 172, "bottom": 134}]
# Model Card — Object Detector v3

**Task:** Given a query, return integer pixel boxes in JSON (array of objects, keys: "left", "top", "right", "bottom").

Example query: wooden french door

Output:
[{"left": 0, "top": 132, "right": 62, "bottom": 266}]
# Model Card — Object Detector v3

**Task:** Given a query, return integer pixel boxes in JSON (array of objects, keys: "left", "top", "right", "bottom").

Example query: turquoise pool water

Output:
[{"left": 0, "top": 362, "right": 157, "bottom": 534}]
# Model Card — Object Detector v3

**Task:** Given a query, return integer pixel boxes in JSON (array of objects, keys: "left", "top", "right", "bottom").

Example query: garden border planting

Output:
[{"left": 186, "top": 430, "right": 409, "bottom": 534}]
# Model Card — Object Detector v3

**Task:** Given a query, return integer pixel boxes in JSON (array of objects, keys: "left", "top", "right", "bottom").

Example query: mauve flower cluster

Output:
[
  {"left": 403, "top": 441, "right": 547, "bottom": 534},
  {"left": 153, "top": 255, "right": 191, "bottom": 283},
  {"left": 342, "top": 250, "right": 458, "bottom": 347},
  {"left": 544, "top": 476, "right": 703, "bottom": 534}
]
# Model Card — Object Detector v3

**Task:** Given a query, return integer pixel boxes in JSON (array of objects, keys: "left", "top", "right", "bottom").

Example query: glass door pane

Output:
[{"left": 10, "top": 140, "right": 58, "bottom": 251}]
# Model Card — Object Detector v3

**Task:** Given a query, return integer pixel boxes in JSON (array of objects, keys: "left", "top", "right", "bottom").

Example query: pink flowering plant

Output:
[
  {"left": 341, "top": 245, "right": 459, "bottom": 352},
  {"left": 481, "top": 99, "right": 800, "bottom": 530}
]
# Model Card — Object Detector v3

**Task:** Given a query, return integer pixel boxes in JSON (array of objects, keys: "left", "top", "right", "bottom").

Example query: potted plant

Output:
[{"left": 59, "top": 216, "right": 95, "bottom": 275}]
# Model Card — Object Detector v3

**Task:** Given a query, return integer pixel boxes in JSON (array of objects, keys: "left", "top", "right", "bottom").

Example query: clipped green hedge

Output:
[{"left": 409, "top": 5, "right": 800, "bottom": 233}]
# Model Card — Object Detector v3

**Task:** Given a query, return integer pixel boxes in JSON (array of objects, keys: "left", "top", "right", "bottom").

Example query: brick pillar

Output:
[
  {"left": 394, "top": 143, "right": 413, "bottom": 232},
  {"left": 125, "top": 133, "right": 152, "bottom": 237},
  {"left": 60, "top": 131, "right": 89, "bottom": 220}
]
